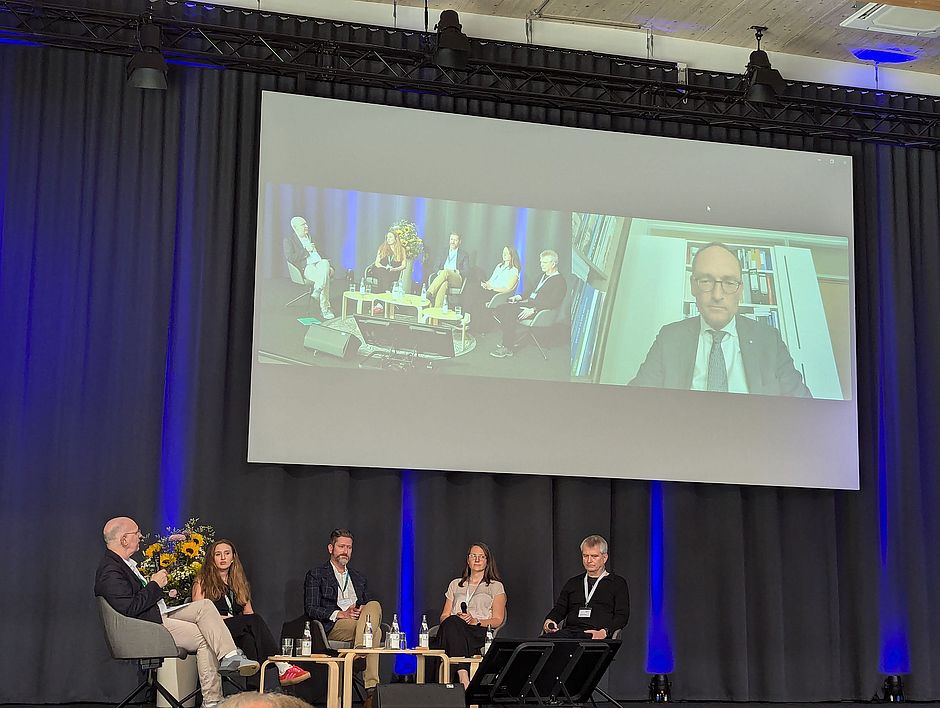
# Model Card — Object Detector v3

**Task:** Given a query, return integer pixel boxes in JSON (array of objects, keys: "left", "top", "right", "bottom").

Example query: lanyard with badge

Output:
[
  {"left": 579, "top": 571, "right": 608, "bottom": 618},
  {"left": 337, "top": 571, "right": 354, "bottom": 610}
]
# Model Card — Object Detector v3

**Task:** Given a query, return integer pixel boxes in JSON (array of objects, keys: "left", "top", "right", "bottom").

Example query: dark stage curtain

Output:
[{"left": 1, "top": 16, "right": 940, "bottom": 704}]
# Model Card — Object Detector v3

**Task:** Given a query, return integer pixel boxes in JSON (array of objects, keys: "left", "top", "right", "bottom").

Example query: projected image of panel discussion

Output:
[
  {"left": 253, "top": 186, "right": 570, "bottom": 381},
  {"left": 571, "top": 215, "right": 851, "bottom": 400}
]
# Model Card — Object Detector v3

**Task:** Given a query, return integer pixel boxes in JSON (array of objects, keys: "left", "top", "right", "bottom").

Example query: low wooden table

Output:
[
  {"left": 336, "top": 647, "right": 450, "bottom": 708},
  {"left": 258, "top": 654, "right": 345, "bottom": 708},
  {"left": 421, "top": 308, "right": 471, "bottom": 349}
]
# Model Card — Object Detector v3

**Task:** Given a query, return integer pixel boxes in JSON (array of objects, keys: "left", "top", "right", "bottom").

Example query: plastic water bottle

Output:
[
  {"left": 301, "top": 621, "right": 313, "bottom": 656},
  {"left": 442, "top": 292, "right": 449, "bottom": 314},
  {"left": 419, "top": 615, "right": 430, "bottom": 649},
  {"left": 359, "top": 277, "right": 366, "bottom": 295},
  {"left": 363, "top": 614, "right": 374, "bottom": 649},
  {"left": 420, "top": 283, "right": 428, "bottom": 301},
  {"left": 388, "top": 613, "right": 400, "bottom": 648},
  {"left": 484, "top": 626, "right": 494, "bottom": 655}
]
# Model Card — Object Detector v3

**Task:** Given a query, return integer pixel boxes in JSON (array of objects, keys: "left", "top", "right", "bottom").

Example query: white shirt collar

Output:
[{"left": 699, "top": 315, "right": 738, "bottom": 339}]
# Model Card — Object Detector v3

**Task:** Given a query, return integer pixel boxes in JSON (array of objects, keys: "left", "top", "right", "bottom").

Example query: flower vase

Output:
[{"left": 399, "top": 260, "right": 414, "bottom": 295}]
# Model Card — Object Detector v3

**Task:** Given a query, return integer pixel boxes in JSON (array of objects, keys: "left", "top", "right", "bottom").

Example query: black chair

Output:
[{"left": 96, "top": 597, "right": 198, "bottom": 708}]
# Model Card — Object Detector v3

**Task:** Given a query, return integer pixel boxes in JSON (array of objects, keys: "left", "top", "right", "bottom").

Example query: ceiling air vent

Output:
[{"left": 840, "top": 2, "right": 940, "bottom": 37}]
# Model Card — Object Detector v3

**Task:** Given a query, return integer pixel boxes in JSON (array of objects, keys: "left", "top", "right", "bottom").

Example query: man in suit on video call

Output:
[{"left": 629, "top": 242, "right": 812, "bottom": 397}]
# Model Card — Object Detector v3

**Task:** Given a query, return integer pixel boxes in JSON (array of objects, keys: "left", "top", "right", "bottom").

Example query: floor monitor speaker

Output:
[
  {"left": 373, "top": 683, "right": 465, "bottom": 708},
  {"left": 303, "top": 324, "right": 361, "bottom": 359}
]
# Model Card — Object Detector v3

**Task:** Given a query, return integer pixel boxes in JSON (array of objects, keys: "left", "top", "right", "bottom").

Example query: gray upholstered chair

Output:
[
  {"left": 518, "top": 275, "right": 573, "bottom": 359},
  {"left": 96, "top": 596, "right": 196, "bottom": 708}
]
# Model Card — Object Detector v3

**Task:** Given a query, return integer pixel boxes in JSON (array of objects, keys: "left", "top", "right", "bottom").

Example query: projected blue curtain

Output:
[{"left": 2, "top": 14, "right": 940, "bottom": 705}]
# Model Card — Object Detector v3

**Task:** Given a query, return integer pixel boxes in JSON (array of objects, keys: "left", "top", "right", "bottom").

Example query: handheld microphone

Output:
[{"left": 460, "top": 602, "right": 468, "bottom": 614}]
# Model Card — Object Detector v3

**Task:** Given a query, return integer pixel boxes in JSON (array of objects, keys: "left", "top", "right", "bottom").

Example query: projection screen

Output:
[{"left": 249, "top": 91, "right": 858, "bottom": 490}]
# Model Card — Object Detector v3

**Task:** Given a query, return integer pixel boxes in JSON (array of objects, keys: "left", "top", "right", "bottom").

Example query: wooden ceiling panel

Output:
[{"left": 359, "top": 0, "right": 940, "bottom": 74}]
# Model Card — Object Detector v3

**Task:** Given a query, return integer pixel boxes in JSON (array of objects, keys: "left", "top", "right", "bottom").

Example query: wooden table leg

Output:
[
  {"left": 416, "top": 654, "right": 425, "bottom": 684},
  {"left": 259, "top": 659, "right": 273, "bottom": 694},
  {"left": 342, "top": 653, "right": 357, "bottom": 708},
  {"left": 325, "top": 660, "right": 340, "bottom": 708}
]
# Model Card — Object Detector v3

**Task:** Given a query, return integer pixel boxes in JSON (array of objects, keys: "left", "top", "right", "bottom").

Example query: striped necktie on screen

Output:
[{"left": 707, "top": 329, "right": 729, "bottom": 392}]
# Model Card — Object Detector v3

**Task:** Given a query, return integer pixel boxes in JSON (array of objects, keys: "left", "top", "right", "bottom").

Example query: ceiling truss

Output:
[{"left": 1, "top": 0, "right": 939, "bottom": 149}]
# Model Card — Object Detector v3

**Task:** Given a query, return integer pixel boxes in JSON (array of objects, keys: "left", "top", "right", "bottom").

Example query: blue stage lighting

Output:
[{"left": 851, "top": 48, "right": 918, "bottom": 64}]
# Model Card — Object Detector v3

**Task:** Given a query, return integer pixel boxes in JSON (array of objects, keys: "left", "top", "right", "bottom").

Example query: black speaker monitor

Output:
[
  {"left": 374, "top": 683, "right": 465, "bottom": 708},
  {"left": 303, "top": 324, "right": 361, "bottom": 359}
]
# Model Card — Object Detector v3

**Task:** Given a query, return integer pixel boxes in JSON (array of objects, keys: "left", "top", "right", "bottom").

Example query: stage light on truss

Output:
[
  {"left": 433, "top": 10, "right": 470, "bottom": 70},
  {"left": 881, "top": 674, "right": 905, "bottom": 702},
  {"left": 744, "top": 26, "right": 786, "bottom": 104},
  {"left": 649, "top": 673, "right": 672, "bottom": 702},
  {"left": 127, "top": 20, "right": 168, "bottom": 90}
]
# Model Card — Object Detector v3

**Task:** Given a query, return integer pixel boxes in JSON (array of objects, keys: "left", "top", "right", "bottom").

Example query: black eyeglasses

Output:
[{"left": 692, "top": 276, "right": 743, "bottom": 294}]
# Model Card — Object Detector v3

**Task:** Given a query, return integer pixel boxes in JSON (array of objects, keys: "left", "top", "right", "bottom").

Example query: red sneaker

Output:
[
  {"left": 372, "top": 303, "right": 384, "bottom": 315},
  {"left": 279, "top": 665, "right": 311, "bottom": 686}
]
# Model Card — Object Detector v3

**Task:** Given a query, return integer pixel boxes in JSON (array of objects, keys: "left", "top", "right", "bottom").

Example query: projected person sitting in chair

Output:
[
  {"left": 426, "top": 232, "right": 470, "bottom": 308},
  {"left": 490, "top": 249, "right": 567, "bottom": 358},
  {"left": 629, "top": 242, "right": 812, "bottom": 397},
  {"left": 284, "top": 216, "right": 335, "bottom": 320}
]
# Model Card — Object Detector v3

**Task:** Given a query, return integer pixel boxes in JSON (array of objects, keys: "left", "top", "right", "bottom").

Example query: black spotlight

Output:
[
  {"left": 649, "top": 673, "right": 672, "bottom": 702},
  {"left": 127, "top": 20, "right": 168, "bottom": 90},
  {"left": 744, "top": 26, "right": 785, "bottom": 104},
  {"left": 882, "top": 675, "right": 905, "bottom": 702},
  {"left": 433, "top": 10, "right": 470, "bottom": 69}
]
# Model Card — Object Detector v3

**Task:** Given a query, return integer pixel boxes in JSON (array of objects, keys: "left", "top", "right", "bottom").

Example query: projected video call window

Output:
[{"left": 572, "top": 217, "right": 851, "bottom": 400}]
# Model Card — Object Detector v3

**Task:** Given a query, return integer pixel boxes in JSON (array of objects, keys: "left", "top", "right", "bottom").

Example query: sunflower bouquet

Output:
[
  {"left": 391, "top": 219, "right": 424, "bottom": 261},
  {"left": 138, "top": 518, "right": 215, "bottom": 607}
]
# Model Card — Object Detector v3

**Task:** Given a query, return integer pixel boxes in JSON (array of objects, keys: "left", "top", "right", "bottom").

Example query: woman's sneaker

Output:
[{"left": 279, "top": 665, "right": 311, "bottom": 686}]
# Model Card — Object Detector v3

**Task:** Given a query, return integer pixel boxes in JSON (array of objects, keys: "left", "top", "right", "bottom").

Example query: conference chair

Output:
[
  {"left": 285, "top": 259, "right": 314, "bottom": 309},
  {"left": 518, "top": 274, "right": 573, "bottom": 360},
  {"left": 96, "top": 596, "right": 197, "bottom": 708}
]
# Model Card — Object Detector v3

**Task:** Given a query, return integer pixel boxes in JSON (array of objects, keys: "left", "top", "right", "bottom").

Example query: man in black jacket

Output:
[
  {"left": 304, "top": 528, "right": 383, "bottom": 689},
  {"left": 94, "top": 516, "right": 258, "bottom": 707},
  {"left": 491, "top": 249, "right": 568, "bottom": 358},
  {"left": 541, "top": 534, "right": 629, "bottom": 640}
]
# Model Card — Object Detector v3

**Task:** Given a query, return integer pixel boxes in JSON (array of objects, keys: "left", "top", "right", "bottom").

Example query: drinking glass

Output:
[{"left": 281, "top": 638, "right": 294, "bottom": 657}]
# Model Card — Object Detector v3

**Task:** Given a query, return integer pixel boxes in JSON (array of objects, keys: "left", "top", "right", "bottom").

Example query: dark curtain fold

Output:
[{"left": 1, "top": 21, "right": 940, "bottom": 704}]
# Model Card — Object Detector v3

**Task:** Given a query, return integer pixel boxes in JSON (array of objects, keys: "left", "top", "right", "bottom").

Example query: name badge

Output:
[
  {"left": 337, "top": 598, "right": 355, "bottom": 611},
  {"left": 578, "top": 607, "right": 592, "bottom": 618}
]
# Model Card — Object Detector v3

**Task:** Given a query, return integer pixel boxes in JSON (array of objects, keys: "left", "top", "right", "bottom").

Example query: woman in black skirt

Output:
[
  {"left": 192, "top": 539, "right": 310, "bottom": 689},
  {"left": 431, "top": 542, "right": 507, "bottom": 688}
]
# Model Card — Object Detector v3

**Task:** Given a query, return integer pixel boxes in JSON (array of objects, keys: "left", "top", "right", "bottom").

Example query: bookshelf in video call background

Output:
[{"left": 571, "top": 213, "right": 627, "bottom": 380}]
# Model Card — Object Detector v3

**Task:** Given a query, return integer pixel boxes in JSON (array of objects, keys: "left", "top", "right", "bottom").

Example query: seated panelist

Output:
[
  {"left": 94, "top": 517, "right": 259, "bottom": 708},
  {"left": 284, "top": 216, "right": 335, "bottom": 320},
  {"left": 541, "top": 534, "right": 629, "bottom": 640},
  {"left": 192, "top": 539, "right": 311, "bottom": 688},
  {"left": 371, "top": 229, "right": 408, "bottom": 294},
  {"left": 304, "top": 528, "right": 384, "bottom": 691},
  {"left": 431, "top": 542, "right": 506, "bottom": 688},
  {"left": 480, "top": 245, "right": 521, "bottom": 295},
  {"left": 427, "top": 232, "right": 470, "bottom": 308}
]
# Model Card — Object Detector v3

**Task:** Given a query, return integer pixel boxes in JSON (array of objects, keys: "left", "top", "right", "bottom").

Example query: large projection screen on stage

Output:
[{"left": 250, "top": 91, "right": 858, "bottom": 490}]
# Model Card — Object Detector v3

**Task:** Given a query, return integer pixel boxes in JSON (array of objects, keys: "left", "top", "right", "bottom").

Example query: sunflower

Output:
[
  {"left": 143, "top": 543, "right": 162, "bottom": 558},
  {"left": 179, "top": 541, "right": 199, "bottom": 558},
  {"left": 189, "top": 532, "right": 205, "bottom": 546},
  {"left": 159, "top": 553, "right": 176, "bottom": 568}
]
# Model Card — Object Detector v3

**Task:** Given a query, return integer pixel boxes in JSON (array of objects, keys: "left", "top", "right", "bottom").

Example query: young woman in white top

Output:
[
  {"left": 481, "top": 245, "right": 521, "bottom": 294},
  {"left": 433, "top": 542, "right": 507, "bottom": 688}
]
